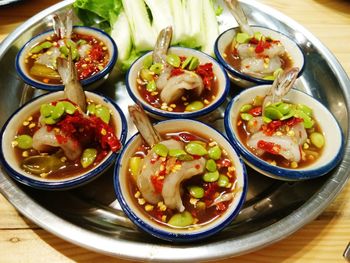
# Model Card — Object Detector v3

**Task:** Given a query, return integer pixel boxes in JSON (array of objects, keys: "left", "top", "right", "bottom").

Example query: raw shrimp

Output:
[
  {"left": 152, "top": 27, "right": 204, "bottom": 103},
  {"left": 241, "top": 68, "right": 309, "bottom": 163},
  {"left": 129, "top": 104, "right": 205, "bottom": 210},
  {"left": 32, "top": 126, "right": 82, "bottom": 161},
  {"left": 224, "top": 0, "right": 290, "bottom": 79}
]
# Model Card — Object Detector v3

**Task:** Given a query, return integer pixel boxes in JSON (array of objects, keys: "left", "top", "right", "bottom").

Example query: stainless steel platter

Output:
[{"left": 0, "top": 0, "right": 349, "bottom": 261}]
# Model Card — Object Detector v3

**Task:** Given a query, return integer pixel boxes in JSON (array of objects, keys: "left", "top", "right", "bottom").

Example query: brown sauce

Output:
[{"left": 128, "top": 130, "right": 238, "bottom": 229}]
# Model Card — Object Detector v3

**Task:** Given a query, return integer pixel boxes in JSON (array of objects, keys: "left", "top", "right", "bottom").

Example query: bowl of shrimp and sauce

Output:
[
  {"left": 126, "top": 27, "right": 230, "bottom": 120},
  {"left": 224, "top": 68, "right": 344, "bottom": 180},
  {"left": 0, "top": 54, "right": 127, "bottom": 190},
  {"left": 15, "top": 11, "right": 117, "bottom": 91},
  {"left": 214, "top": 1, "right": 305, "bottom": 88},
  {"left": 114, "top": 105, "right": 247, "bottom": 242},
  {"left": 214, "top": 26, "right": 305, "bottom": 88}
]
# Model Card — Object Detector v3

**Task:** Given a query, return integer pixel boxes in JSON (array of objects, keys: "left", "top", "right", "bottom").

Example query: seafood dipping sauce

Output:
[
  {"left": 127, "top": 130, "right": 240, "bottom": 230},
  {"left": 24, "top": 32, "right": 110, "bottom": 85},
  {"left": 224, "top": 32, "right": 293, "bottom": 80},
  {"left": 12, "top": 99, "right": 120, "bottom": 179},
  {"left": 237, "top": 96, "right": 325, "bottom": 169},
  {"left": 137, "top": 54, "right": 218, "bottom": 113}
]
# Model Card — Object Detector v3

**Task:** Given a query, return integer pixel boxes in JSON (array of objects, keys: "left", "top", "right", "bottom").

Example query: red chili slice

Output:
[
  {"left": 151, "top": 175, "right": 164, "bottom": 193},
  {"left": 170, "top": 68, "right": 184, "bottom": 77},
  {"left": 248, "top": 106, "right": 262, "bottom": 116},
  {"left": 255, "top": 39, "right": 265, "bottom": 53},
  {"left": 195, "top": 63, "right": 214, "bottom": 90},
  {"left": 257, "top": 140, "right": 281, "bottom": 155}
]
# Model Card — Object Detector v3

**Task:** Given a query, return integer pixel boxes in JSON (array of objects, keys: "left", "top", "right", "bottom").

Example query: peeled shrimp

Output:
[
  {"left": 160, "top": 70, "right": 204, "bottom": 104},
  {"left": 237, "top": 43, "right": 285, "bottom": 60},
  {"left": 32, "top": 126, "right": 82, "bottom": 161},
  {"left": 153, "top": 27, "right": 204, "bottom": 102},
  {"left": 247, "top": 131, "right": 302, "bottom": 162},
  {"left": 136, "top": 139, "right": 185, "bottom": 205},
  {"left": 241, "top": 56, "right": 282, "bottom": 78},
  {"left": 162, "top": 158, "right": 206, "bottom": 212}
]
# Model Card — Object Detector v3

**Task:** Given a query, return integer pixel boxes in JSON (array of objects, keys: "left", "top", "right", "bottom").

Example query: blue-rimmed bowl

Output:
[
  {"left": 114, "top": 119, "right": 247, "bottom": 242},
  {"left": 15, "top": 26, "right": 118, "bottom": 91},
  {"left": 0, "top": 91, "right": 127, "bottom": 190},
  {"left": 224, "top": 85, "right": 344, "bottom": 180},
  {"left": 214, "top": 26, "right": 305, "bottom": 88},
  {"left": 126, "top": 47, "right": 230, "bottom": 120}
]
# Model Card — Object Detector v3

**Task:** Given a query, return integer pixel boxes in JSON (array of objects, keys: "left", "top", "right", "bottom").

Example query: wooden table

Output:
[{"left": 1, "top": 0, "right": 349, "bottom": 262}]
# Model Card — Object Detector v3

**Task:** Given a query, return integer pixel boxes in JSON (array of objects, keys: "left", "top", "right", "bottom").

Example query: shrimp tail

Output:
[
  {"left": 153, "top": 26, "right": 173, "bottom": 65},
  {"left": 224, "top": 0, "right": 254, "bottom": 35},
  {"left": 57, "top": 51, "right": 87, "bottom": 112},
  {"left": 263, "top": 67, "right": 299, "bottom": 109},
  {"left": 53, "top": 9, "right": 73, "bottom": 39},
  {"left": 128, "top": 104, "right": 161, "bottom": 147}
]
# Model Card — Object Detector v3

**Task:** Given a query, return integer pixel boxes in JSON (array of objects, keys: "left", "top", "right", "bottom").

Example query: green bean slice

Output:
[
  {"left": 51, "top": 102, "right": 65, "bottom": 119},
  {"left": 181, "top": 56, "right": 193, "bottom": 69},
  {"left": 153, "top": 143, "right": 169, "bottom": 157},
  {"left": 146, "top": 80, "right": 157, "bottom": 92},
  {"left": 87, "top": 103, "right": 96, "bottom": 115},
  {"left": 15, "top": 135, "right": 33, "bottom": 149},
  {"left": 81, "top": 148, "right": 97, "bottom": 168},
  {"left": 240, "top": 104, "right": 253, "bottom": 113},
  {"left": 30, "top": 45, "right": 43, "bottom": 54},
  {"left": 185, "top": 142, "right": 207, "bottom": 156},
  {"left": 236, "top": 32, "right": 251, "bottom": 44},
  {"left": 264, "top": 106, "right": 283, "bottom": 120},
  {"left": 188, "top": 186, "right": 204, "bottom": 199},
  {"left": 218, "top": 174, "right": 229, "bottom": 187},
  {"left": 168, "top": 211, "right": 194, "bottom": 227},
  {"left": 310, "top": 132, "right": 325, "bottom": 148},
  {"left": 203, "top": 170, "right": 220, "bottom": 182},
  {"left": 129, "top": 156, "right": 142, "bottom": 181},
  {"left": 62, "top": 101, "right": 77, "bottom": 114},
  {"left": 297, "top": 104, "right": 313, "bottom": 117},
  {"left": 208, "top": 145, "right": 221, "bottom": 160},
  {"left": 140, "top": 68, "right": 154, "bottom": 82},
  {"left": 241, "top": 113, "right": 253, "bottom": 121},
  {"left": 40, "top": 103, "right": 54, "bottom": 117},
  {"left": 206, "top": 159, "right": 217, "bottom": 172},
  {"left": 149, "top": 63, "right": 163, "bottom": 74},
  {"left": 40, "top": 41, "right": 53, "bottom": 49},
  {"left": 96, "top": 106, "right": 111, "bottom": 124},
  {"left": 188, "top": 57, "right": 199, "bottom": 70},
  {"left": 253, "top": 95, "right": 264, "bottom": 106},
  {"left": 59, "top": 46, "right": 69, "bottom": 56},
  {"left": 276, "top": 103, "right": 292, "bottom": 115},
  {"left": 43, "top": 117, "right": 57, "bottom": 125},
  {"left": 185, "top": 101, "right": 204, "bottom": 112},
  {"left": 166, "top": 54, "right": 181, "bottom": 67},
  {"left": 169, "top": 149, "right": 193, "bottom": 161}
]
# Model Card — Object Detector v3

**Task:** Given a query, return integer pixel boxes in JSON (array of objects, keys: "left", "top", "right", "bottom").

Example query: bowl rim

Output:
[
  {"left": 0, "top": 90, "right": 128, "bottom": 190},
  {"left": 125, "top": 46, "right": 230, "bottom": 119},
  {"left": 15, "top": 25, "right": 118, "bottom": 91},
  {"left": 113, "top": 118, "right": 248, "bottom": 242},
  {"left": 214, "top": 26, "right": 306, "bottom": 85},
  {"left": 224, "top": 86, "right": 345, "bottom": 180}
]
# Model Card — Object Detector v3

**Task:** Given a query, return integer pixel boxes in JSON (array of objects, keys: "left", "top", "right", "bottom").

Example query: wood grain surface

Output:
[{"left": 0, "top": 0, "right": 349, "bottom": 262}]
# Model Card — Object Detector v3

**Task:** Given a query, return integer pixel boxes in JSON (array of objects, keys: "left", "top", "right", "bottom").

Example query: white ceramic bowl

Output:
[
  {"left": 114, "top": 119, "right": 247, "bottom": 242},
  {"left": 126, "top": 47, "right": 230, "bottom": 119},
  {"left": 0, "top": 91, "right": 127, "bottom": 190},
  {"left": 214, "top": 26, "right": 305, "bottom": 88},
  {"left": 224, "top": 85, "right": 344, "bottom": 180},
  {"left": 15, "top": 26, "right": 118, "bottom": 91}
]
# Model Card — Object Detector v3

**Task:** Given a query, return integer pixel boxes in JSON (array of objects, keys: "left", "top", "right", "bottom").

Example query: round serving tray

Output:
[{"left": 0, "top": 0, "right": 349, "bottom": 261}]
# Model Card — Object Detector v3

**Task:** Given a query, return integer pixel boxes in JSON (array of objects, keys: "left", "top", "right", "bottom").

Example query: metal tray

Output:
[{"left": 0, "top": 0, "right": 349, "bottom": 261}]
